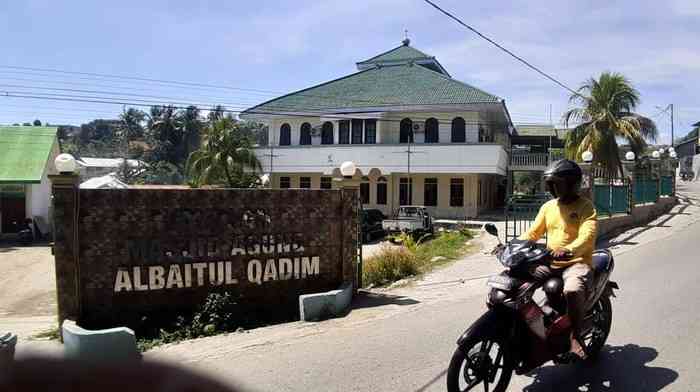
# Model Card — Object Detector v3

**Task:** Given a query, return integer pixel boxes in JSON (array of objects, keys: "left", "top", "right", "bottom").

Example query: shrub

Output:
[
  {"left": 363, "top": 246, "right": 419, "bottom": 287},
  {"left": 137, "top": 292, "right": 242, "bottom": 351}
]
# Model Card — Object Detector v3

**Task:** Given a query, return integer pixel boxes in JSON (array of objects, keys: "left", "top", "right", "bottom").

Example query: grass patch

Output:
[
  {"left": 31, "top": 327, "right": 60, "bottom": 340},
  {"left": 363, "top": 229, "right": 475, "bottom": 287}
]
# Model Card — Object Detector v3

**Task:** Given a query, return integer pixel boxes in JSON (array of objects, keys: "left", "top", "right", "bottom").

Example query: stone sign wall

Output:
[{"left": 51, "top": 176, "right": 359, "bottom": 329}]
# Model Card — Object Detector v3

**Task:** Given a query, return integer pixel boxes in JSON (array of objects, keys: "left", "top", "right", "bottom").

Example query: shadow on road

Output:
[
  {"left": 522, "top": 344, "right": 678, "bottom": 391},
  {"left": 351, "top": 290, "right": 420, "bottom": 310},
  {"left": 598, "top": 202, "right": 691, "bottom": 249}
]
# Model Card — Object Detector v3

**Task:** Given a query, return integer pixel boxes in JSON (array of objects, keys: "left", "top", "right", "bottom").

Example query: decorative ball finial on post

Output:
[
  {"left": 582, "top": 150, "right": 594, "bottom": 163},
  {"left": 340, "top": 161, "right": 357, "bottom": 178},
  {"left": 55, "top": 153, "right": 77, "bottom": 174}
]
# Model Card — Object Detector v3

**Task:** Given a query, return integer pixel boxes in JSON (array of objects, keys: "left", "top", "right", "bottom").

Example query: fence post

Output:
[
  {"left": 622, "top": 160, "right": 636, "bottom": 214},
  {"left": 578, "top": 162, "right": 593, "bottom": 201},
  {"left": 337, "top": 176, "right": 361, "bottom": 291},
  {"left": 49, "top": 172, "right": 82, "bottom": 330}
]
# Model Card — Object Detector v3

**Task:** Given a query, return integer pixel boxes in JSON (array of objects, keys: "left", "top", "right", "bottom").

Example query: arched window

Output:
[
  {"left": 425, "top": 118, "right": 439, "bottom": 143},
  {"left": 400, "top": 118, "right": 413, "bottom": 143},
  {"left": 279, "top": 123, "right": 291, "bottom": 146},
  {"left": 300, "top": 122, "right": 312, "bottom": 145},
  {"left": 321, "top": 122, "right": 334, "bottom": 144},
  {"left": 451, "top": 117, "right": 466, "bottom": 143}
]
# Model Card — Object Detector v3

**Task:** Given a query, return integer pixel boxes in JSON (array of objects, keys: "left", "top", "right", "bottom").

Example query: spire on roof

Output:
[{"left": 402, "top": 29, "right": 410, "bottom": 46}]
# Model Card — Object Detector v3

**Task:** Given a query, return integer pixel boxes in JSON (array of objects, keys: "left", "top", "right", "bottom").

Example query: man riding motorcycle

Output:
[{"left": 519, "top": 159, "right": 597, "bottom": 361}]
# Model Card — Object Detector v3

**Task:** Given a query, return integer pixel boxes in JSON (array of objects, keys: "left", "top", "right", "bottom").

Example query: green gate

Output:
[
  {"left": 504, "top": 195, "right": 550, "bottom": 242},
  {"left": 594, "top": 178, "right": 630, "bottom": 216},
  {"left": 633, "top": 176, "right": 659, "bottom": 205},
  {"left": 660, "top": 176, "right": 674, "bottom": 197}
]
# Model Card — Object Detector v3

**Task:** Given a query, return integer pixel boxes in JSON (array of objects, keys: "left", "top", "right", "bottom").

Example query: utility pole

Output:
[{"left": 671, "top": 103, "right": 674, "bottom": 147}]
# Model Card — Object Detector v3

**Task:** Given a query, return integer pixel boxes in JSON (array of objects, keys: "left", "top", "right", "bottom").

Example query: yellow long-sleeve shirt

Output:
[{"left": 519, "top": 197, "right": 598, "bottom": 268}]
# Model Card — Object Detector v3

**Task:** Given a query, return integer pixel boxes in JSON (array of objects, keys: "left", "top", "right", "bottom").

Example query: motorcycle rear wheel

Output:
[
  {"left": 447, "top": 335, "right": 514, "bottom": 392},
  {"left": 583, "top": 295, "right": 613, "bottom": 360}
]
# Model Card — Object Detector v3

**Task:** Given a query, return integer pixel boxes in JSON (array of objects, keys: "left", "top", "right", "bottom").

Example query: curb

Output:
[{"left": 299, "top": 283, "right": 353, "bottom": 322}]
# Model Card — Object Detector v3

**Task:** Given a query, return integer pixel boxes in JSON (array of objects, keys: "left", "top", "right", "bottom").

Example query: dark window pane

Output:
[
  {"left": 364, "top": 119, "right": 376, "bottom": 144},
  {"left": 399, "top": 177, "right": 413, "bottom": 205},
  {"left": 321, "top": 122, "right": 334, "bottom": 145},
  {"left": 320, "top": 177, "right": 332, "bottom": 189},
  {"left": 424, "top": 178, "right": 438, "bottom": 206},
  {"left": 280, "top": 123, "right": 291, "bottom": 146},
  {"left": 280, "top": 176, "right": 291, "bottom": 189},
  {"left": 300, "top": 123, "right": 312, "bottom": 145},
  {"left": 376, "top": 182, "right": 387, "bottom": 205},
  {"left": 425, "top": 118, "right": 439, "bottom": 143},
  {"left": 400, "top": 118, "right": 413, "bottom": 143},
  {"left": 450, "top": 178, "right": 464, "bottom": 207},
  {"left": 351, "top": 119, "right": 363, "bottom": 144},
  {"left": 360, "top": 182, "right": 370, "bottom": 204},
  {"left": 451, "top": 117, "right": 466, "bottom": 143},
  {"left": 339, "top": 120, "right": 350, "bottom": 144},
  {"left": 300, "top": 177, "right": 311, "bottom": 189}
]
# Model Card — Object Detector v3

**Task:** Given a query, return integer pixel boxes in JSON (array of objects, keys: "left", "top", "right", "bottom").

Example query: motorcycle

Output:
[{"left": 446, "top": 223, "right": 619, "bottom": 392}]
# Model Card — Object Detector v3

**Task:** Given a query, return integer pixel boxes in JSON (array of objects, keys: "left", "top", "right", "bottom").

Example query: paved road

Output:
[{"left": 148, "top": 182, "right": 700, "bottom": 392}]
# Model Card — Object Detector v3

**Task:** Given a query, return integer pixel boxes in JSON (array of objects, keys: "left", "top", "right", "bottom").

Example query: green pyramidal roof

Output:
[
  {"left": 243, "top": 63, "right": 501, "bottom": 115},
  {"left": 358, "top": 44, "right": 433, "bottom": 65},
  {"left": 0, "top": 126, "right": 57, "bottom": 183}
]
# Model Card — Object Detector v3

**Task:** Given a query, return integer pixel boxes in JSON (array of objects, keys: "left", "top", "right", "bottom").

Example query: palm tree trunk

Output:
[{"left": 222, "top": 161, "right": 234, "bottom": 188}]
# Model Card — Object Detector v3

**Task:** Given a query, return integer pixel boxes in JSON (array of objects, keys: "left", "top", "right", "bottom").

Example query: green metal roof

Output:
[
  {"left": 357, "top": 44, "right": 433, "bottom": 65},
  {"left": 514, "top": 124, "right": 557, "bottom": 137},
  {"left": 0, "top": 126, "right": 57, "bottom": 184},
  {"left": 244, "top": 63, "right": 501, "bottom": 115}
]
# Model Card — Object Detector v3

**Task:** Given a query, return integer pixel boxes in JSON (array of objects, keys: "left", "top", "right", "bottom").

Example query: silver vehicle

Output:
[{"left": 381, "top": 206, "right": 434, "bottom": 236}]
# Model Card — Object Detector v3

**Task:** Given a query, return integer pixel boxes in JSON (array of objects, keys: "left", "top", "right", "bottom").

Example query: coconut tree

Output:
[
  {"left": 186, "top": 117, "right": 261, "bottom": 188},
  {"left": 563, "top": 72, "right": 658, "bottom": 176}
]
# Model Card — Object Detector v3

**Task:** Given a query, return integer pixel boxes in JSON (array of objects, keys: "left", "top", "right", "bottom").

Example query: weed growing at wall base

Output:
[{"left": 137, "top": 292, "right": 249, "bottom": 351}]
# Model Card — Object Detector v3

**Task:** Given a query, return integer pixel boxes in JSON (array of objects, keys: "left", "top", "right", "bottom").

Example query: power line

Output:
[
  {"left": 0, "top": 65, "right": 282, "bottom": 95},
  {"left": 421, "top": 0, "right": 579, "bottom": 96}
]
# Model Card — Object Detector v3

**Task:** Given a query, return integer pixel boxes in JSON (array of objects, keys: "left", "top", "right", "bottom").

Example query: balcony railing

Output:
[
  {"left": 510, "top": 151, "right": 567, "bottom": 169},
  {"left": 511, "top": 153, "right": 549, "bottom": 168}
]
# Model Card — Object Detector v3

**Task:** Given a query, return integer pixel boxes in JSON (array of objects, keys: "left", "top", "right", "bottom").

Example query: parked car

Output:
[
  {"left": 382, "top": 206, "right": 434, "bottom": 236},
  {"left": 361, "top": 209, "right": 386, "bottom": 243}
]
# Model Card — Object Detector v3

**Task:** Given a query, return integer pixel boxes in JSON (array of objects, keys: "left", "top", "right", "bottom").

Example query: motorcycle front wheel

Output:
[{"left": 447, "top": 335, "right": 514, "bottom": 392}]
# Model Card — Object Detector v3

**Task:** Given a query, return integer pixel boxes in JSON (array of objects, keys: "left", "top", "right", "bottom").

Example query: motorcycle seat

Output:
[{"left": 592, "top": 250, "right": 613, "bottom": 274}]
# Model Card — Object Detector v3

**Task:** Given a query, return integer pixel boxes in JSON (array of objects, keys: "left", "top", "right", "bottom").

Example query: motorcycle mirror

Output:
[{"left": 484, "top": 223, "right": 498, "bottom": 237}]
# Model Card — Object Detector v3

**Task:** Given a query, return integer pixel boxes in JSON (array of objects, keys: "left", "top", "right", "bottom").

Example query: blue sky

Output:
[{"left": 1, "top": 0, "right": 699, "bottom": 142}]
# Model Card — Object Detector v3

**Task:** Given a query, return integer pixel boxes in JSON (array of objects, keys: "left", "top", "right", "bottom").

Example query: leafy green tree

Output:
[
  {"left": 180, "top": 105, "right": 203, "bottom": 159},
  {"left": 33, "top": 119, "right": 42, "bottom": 126},
  {"left": 186, "top": 117, "right": 261, "bottom": 188},
  {"left": 141, "top": 161, "right": 184, "bottom": 185},
  {"left": 563, "top": 72, "right": 658, "bottom": 175},
  {"left": 146, "top": 105, "right": 185, "bottom": 164},
  {"left": 119, "top": 108, "right": 146, "bottom": 140},
  {"left": 207, "top": 105, "right": 226, "bottom": 124}
]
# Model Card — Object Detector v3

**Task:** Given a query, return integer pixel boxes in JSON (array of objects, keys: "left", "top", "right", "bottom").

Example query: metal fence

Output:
[
  {"left": 593, "top": 177, "right": 631, "bottom": 217},
  {"left": 660, "top": 176, "right": 674, "bottom": 197},
  {"left": 633, "top": 176, "right": 659, "bottom": 205},
  {"left": 504, "top": 195, "right": 550, "bottom": 242}
]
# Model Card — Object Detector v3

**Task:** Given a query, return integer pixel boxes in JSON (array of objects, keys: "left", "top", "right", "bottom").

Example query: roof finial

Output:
[{"left": 402, "top": 29, "right": 410, "bottom": 46}]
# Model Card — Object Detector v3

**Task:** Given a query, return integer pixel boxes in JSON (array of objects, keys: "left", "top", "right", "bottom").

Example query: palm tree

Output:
[
  {"left": 186, "top": 117, "right": 261, "bottom": 188},
  {"left": 563, "top": 72, "right": 658, "bottom": 176}
]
